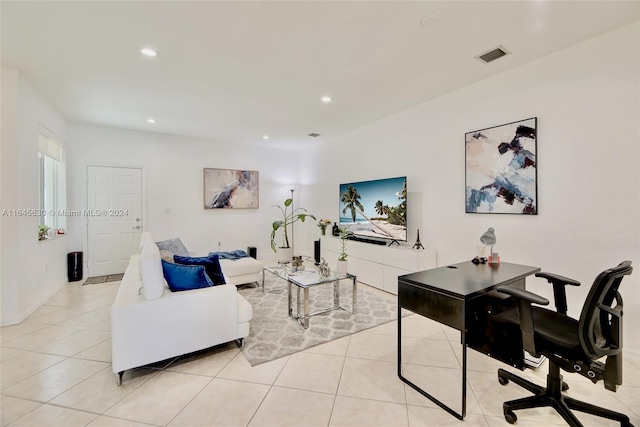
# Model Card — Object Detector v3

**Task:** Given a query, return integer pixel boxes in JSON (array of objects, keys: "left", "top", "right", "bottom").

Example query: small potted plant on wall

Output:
[
  {"left": 270, "top": 198, "right": 315, "bottom": 263},
  {"left": 336, "top": 227, "right": 349, "bottom": 274},
  {"left": 38, "top": 225, "right": 50, "bottom": 241}
]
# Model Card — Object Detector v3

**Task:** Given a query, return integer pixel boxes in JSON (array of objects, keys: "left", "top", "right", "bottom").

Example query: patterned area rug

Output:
[
  {"left": 83, "top": 274, "right": 124, "bottom": 285},
  {"left": 238, "top": 273, "right": 404, "bottom": 366}
]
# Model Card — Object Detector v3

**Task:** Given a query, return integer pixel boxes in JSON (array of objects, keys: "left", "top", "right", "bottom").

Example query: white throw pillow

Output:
[{"left": 139, "top": 243, "right": 165, "bottom": 300}]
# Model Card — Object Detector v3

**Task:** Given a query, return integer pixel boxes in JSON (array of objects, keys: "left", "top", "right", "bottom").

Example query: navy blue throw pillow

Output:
[
  {"left": 173, "top": 254, "right": 226, "bottom": 285},
  {"left": 161, "top": 260, "right": 213, "bottom": 292}
]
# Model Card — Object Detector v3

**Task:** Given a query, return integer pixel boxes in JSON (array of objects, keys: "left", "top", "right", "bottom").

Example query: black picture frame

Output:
[
  {"left": 203, "top": 168, "right": 259, "bottom": 209},
  {"left": 465, "top": 117, "right": 537, "bottom": 215}
]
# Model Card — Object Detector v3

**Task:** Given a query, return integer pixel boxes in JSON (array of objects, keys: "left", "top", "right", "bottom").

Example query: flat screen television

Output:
[{"left": 339, "top": 176, "right": 407, "bottom": 243}]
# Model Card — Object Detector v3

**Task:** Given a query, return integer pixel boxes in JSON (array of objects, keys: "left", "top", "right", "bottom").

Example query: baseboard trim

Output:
[{"left": 1, "top": 278, "right": 68, "bottom": 327}]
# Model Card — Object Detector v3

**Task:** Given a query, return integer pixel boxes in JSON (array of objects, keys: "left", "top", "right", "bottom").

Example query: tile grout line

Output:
[
  {"left": 244, "top": 349, "right": 291, "bottom": 427},
  {"left": 325, "top": 335, "right": 351, "bottom": 427}
]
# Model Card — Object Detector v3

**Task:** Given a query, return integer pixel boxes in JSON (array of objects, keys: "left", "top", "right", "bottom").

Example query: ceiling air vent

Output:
[
  {"left": 308, "top": 133, "right": 321, "bottom": 138},
  {"left": 476, "top": 46, "right": 510, "bottom": 64}
]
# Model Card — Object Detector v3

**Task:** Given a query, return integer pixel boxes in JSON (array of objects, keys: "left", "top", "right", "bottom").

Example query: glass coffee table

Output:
[{"left": 262, "top": 263, "right": 357, "bottom": 328}]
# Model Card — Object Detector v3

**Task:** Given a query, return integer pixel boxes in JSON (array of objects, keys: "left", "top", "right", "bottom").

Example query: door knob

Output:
[{"left": 132, "top": 225, "right": 141, "bottom": 230}]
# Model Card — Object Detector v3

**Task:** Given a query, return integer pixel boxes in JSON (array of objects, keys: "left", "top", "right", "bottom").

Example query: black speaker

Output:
[
  {"left": 314, "top": 240, "right": 321, "bottom": 264},
  {"left": 247, "top": 246, "right": 257, "bottom": 259}
]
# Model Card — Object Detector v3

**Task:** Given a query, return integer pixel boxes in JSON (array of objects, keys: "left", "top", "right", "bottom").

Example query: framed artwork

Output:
[
  {"left": 203, "top": 168, "right": 259, "bottom": 209},
  {"left": 465, "top": 117, "right": 537, "bottom": 214}
]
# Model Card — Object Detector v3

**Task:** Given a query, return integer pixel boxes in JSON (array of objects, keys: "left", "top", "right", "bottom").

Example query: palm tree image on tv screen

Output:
[{"left": 339, "top": 176, "right": 407, "bottom": 242}]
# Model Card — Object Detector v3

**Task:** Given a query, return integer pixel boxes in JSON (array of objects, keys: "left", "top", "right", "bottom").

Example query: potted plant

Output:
[
  {"left": 270, "top": 198, "right": 315, "bottom": 263},
  {"left": 38, "top": 225, "right": 50, "bottom": 241},
  {"left": 336, "top": 227, "right": 349, "bottom": 274}
]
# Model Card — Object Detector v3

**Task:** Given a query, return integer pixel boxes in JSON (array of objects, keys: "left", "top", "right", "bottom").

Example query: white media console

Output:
[{"left": 320, "top": 236, "right": 437, "bottom": 295}]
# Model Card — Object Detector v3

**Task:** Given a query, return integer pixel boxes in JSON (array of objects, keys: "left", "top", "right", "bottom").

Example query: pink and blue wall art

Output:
[
  {"left": 204, "top": 168, "right": 259, "bottom": 209},
  {"left": 465, "top": 117, "right": 537, "bottom": 214}
]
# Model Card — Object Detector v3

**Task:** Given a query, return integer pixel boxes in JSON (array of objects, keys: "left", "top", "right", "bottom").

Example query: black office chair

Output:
[{"left": 490, "top": 261, "right": 634, "bottom": 427}]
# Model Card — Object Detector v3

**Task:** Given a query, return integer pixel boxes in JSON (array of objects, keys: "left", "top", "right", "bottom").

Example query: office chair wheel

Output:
[
  {"left": 562, "top": 381, "right": 569, "bottom": 391},
  {"left": 504, "top": 410, "right": 517, "bottom": 424},
  {"left": 498, "top": 374, "right": 509, "bottom": 386}
]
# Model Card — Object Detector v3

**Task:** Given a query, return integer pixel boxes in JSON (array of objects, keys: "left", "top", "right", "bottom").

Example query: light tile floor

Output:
[{"left": 1, "top": 281, "right": 639, "bottom": 426}]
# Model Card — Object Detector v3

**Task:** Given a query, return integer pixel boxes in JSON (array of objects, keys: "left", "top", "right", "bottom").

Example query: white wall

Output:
[
  {"left": 300, "top": 22, "right": 640, "bottom": 356},
  {"left": 1, "top": 67, "right": 69, "bottom": 326},
  {"left": 66, "top": 123, "right": 301, "bottom": 267},
  {"left": 1, "top": 67, "right": 20, "bottom": 323}
]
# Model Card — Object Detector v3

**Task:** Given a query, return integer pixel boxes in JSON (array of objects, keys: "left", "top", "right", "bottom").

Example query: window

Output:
[{"left": 38, "top": 130, "right": 66, "bottom": 235}]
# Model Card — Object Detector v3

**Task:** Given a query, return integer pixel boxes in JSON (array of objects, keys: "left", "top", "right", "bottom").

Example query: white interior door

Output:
[{"left": 87, "top": 166, "right": 142, "bottom": 276}]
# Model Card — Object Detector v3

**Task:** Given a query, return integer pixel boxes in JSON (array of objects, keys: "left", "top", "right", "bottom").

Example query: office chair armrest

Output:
[
  {"left": 497, "top": 287, "right": 549, "bottom": 357},
  {"left": 535, "top": 272, "right": 580, "bottom": 287},
  {"left": 498, "top": 287, "right": 550, "bottom": 305},
  {"left": 535, "top": 272, "right": 580, "bottom": 315}
]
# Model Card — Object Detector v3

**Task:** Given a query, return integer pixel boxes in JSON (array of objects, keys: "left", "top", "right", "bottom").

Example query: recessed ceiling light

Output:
[
  {"left": 146, "top": 118, "right": 156, "bottom": 124},
  {"left": 140, "top": 47, "right": 159, "bottom": 58},
  {"left": 262, "top": 135, "right": 270, "bottom": 140},
  {"left": 420, "top": 14, "right": 440, "bottom": 28},
  {"left": 321, "top": 96, "right": 332, "bottom": 103}
]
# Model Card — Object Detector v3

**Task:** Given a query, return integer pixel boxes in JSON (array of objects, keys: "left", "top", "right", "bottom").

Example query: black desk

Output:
[{"left": 397, "top": 261, "right": 540, "bottom": 420}]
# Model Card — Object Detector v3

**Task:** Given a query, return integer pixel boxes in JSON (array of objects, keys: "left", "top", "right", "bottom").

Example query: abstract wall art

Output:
[
  {"left": 204, "top": 168, "right": 259, "bottom": 209},
  {"left": 465, "top": 117, "right": 537, "bottom": 214}
]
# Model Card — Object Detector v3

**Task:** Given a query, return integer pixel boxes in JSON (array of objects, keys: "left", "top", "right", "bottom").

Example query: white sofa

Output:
[
  {"left": 219, "top": 257, "right": 263, "bottom": 285},
  {"left": 155, "top": 236, "right": 263, "bottom": 285},
  {"left": 111, "top": 234, "right": 253, "bottom": 385}
]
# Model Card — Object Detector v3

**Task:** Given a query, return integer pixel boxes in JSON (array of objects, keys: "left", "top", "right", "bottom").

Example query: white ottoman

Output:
[{"left": 219, "top": 257, "right": 263, "bottom": 285}]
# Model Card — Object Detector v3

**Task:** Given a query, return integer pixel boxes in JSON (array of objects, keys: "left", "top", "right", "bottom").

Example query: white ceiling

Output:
[{"left": 2, "top": 1, "right": 639, "bottom": 149}]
